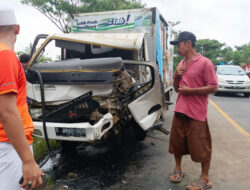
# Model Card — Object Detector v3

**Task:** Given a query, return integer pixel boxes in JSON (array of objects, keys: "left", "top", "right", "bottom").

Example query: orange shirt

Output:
[{"left": 0, "top": 42, "right": 33, "bottom": 144}]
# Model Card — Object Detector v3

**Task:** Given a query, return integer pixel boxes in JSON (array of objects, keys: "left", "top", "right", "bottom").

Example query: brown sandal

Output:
[
  {"left": 186, "top": 179, "right": 212, "bottom": 190},
  {"left": 169, "top": 169, "right": 184, "bottom": 183}
]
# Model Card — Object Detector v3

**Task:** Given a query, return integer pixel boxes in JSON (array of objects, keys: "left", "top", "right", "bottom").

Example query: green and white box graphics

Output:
[{"left": 72, "top": 10, "right": 153, "bottom": 33}]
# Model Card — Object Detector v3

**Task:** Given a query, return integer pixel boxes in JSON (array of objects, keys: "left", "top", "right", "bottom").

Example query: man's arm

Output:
[
  {"left": 178, "top": 85, "right": 218, "bottom": 96},
  {"left": 0, "top": 93, "right": 43, "bottom": 189}
]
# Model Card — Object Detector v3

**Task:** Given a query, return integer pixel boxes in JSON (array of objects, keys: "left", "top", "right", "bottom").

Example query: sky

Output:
[{"left": 1, "top": 0, "right": 250, "bottom": 52}]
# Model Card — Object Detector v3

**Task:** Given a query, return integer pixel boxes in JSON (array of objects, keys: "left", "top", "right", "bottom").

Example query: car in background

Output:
[
  {"left": 247, "top": 72, "right": 250, "bottom": 78},
  {"left": 216, "top": 65, "right": 250, "bottom": 97}
]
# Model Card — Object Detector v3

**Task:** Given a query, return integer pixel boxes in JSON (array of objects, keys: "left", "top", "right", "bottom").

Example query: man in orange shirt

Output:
[{"left": 0, "top": 9, "right": 43, "bottom": 189}]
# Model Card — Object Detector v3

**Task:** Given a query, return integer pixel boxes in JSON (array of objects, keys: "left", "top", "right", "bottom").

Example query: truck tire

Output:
[
  {"left": 131, "top": 119, "right": 147, "bottom": 141},
  {"left": 60, "top": 141, "right": 80, "bottom": 153}
]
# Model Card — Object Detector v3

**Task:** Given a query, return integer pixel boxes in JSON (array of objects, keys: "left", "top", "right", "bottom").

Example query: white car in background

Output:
[{"left": 216, "top": 65, "right": 250, "bottom": 97}]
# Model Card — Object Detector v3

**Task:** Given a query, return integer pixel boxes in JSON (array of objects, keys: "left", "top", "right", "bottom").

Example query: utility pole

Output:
[{"left": 201, "top": 43, "right": 204, "bottom": 55}]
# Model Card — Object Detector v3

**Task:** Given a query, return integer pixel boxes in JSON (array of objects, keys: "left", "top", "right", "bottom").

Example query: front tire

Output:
[
  {"left": 131, "top": 119, "right": 147, "bottom": 141},
  {"left": 60, "top": 141, "right": 80, "bottom": 153}
]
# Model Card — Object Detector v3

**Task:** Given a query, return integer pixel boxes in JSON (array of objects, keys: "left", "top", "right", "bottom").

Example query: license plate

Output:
[{"left": 55, "top": 127, "right": 86, "bottom": 137}]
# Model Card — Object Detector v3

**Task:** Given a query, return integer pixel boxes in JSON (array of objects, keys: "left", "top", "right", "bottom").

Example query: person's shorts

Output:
[
  {"left": 169, "top": 112, "right": 212, "bottom": 163},
  {"left": 0, "top": 142, "right": 33, "bottom": 190}
]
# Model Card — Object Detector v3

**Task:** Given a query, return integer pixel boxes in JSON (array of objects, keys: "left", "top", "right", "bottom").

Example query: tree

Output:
[
  {"left": 21, "top": 0, "right": 145, "bottom": 33},
  {"left": 196, "top": 39, "right": 224, "bottom": 65},
  {"left": 16, "top": 43, "right": 52, "bottom": 64},
  {"left": 16, "top": 43, "right": 33, "bottom": 57},
  {"left": 235, "top": 43, "right": 250, "bottom": 65},
  {"left": 220, "top": 46, "right": 233, "bottom": 64},
  {"left": 232, "top": 50, "right": 241, "bottom": 65}
]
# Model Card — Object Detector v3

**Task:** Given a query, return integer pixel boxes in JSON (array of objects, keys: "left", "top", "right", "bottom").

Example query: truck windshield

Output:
[{"left": 34, "top": 39, "right": 61, "bottom": 64}]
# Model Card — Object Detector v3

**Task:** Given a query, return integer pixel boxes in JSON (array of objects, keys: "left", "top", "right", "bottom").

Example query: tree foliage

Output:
[
  {"left": 173, "top": 39, "right": 250, "bottom": 71},
  {"left": 196, "top": 39, "right": 224, "bottom": 65},
  {"left": 196, "top": 40, "right": 250, "bottom": 66},
  {"left": 17, "top": 43, "right": 52, "bottom": 64},
  {"left": 220, "top": 46, "right": 233, "bottom": 64},
  {"left": 16, "top": 43, "right": 33, "bottom": 57},
  {"left": 235, "top": 43, "right": 250, "bottom": 65},
  {"left": 21, "top": 0, "right": 145, "bottom": 33}
]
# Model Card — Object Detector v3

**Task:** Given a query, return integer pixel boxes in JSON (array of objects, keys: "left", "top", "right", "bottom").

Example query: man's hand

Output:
[
  {"left": 175, "top": 66, "right": 186, "bottom": 78},
  {"left": 21, "top": 160, "right": 44, "bottom": 189},
  {"left": 178, "top": 85, "right": 193, "bottom": 95}
]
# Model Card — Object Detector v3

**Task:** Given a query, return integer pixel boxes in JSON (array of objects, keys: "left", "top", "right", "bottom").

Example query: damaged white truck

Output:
[{"left": 22, "top": 8, "right": 174, "bottom": 149}]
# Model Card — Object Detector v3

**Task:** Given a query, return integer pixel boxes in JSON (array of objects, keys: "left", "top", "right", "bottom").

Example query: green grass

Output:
[
  {"left": 32, "top": 137, "right": 60, "bottom": 189},
  {"left": 33, "top": 136, "right": 60, "bottom": 162},
  {"left": 44, "top": 174, "right": 56, "bottom": 190}
]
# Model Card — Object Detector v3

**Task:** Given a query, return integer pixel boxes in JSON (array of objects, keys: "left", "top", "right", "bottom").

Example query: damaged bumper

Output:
[{"left": 33, "top": 113, "right": 113, "bottom": 142}]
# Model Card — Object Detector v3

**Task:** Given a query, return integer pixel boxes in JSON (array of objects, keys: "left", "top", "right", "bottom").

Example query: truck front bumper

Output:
[{"left": 33, "top": 113, "right": 113, "bottom": 142}]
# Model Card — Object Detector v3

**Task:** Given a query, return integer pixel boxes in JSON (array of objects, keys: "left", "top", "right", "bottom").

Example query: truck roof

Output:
[{"left": 47, "top": 32, "right": 145, "bottom": 50}]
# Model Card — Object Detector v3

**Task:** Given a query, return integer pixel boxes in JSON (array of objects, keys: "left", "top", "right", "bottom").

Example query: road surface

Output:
[{"left": 44, "top": 92, "right": 250, "bottom": 190}]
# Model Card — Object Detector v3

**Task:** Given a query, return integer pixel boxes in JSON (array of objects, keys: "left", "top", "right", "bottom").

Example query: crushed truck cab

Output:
[{"left": 24, "top": 8, "right": 174, "bottom": 145}]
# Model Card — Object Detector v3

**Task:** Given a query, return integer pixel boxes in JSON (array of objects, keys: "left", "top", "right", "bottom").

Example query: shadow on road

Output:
[
  {"left": 215, "top": 92, "right": 249, "bottom": 98},
  {"left": 52, "top": 140, "right": 147, "bottom": 190}
]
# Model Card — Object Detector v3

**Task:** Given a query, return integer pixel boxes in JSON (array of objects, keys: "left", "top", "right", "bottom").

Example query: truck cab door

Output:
[{"left": 125, "top": 61, "right": 163, "bottom": 131}]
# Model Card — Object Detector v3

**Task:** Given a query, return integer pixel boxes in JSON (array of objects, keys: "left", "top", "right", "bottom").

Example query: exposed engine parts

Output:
[
  {"left": 114, "top": 70, "right": 135, "bottom": 95},
  {"left": 29, "top": 68, "right": 136, "bottom": 124}
]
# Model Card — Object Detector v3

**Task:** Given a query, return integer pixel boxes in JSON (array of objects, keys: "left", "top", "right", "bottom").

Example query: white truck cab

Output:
[{"left": 22, "top": 8, "right": 175, "bottom": 146}]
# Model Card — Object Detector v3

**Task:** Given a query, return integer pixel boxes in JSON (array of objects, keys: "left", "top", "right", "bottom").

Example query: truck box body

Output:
[{"left": 72, "top": 8, "right": 174, "bottom": 95}]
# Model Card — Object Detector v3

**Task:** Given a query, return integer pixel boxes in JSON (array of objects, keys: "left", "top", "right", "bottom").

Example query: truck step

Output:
[
  {"left": 150, "top": 122, "right": 169, "bottom": 135},
  {"left": 164, "top": 101, "right": 173, "bottom": 105}
]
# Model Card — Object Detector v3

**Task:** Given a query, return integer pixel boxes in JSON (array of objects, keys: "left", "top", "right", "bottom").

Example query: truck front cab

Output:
[{"left": 25, "top": 7, "right": 173, "bottom": 144}]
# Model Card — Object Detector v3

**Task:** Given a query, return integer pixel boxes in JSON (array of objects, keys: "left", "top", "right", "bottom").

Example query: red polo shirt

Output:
[
  {"left": 0, "top": 42, "right": 33, "bottom": 144},
  {"left": 175, "top": 53, "right": 218, "bottom": 121}
]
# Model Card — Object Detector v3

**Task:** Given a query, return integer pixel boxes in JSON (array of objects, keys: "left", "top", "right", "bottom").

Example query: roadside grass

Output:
[
  {"left": 33, "top": 137, "right": 60, "bottom": 189},
  {"left": 45, "top": 174, "right": 56, "bottom": 190},
  {"left": 33, "top": 136, "right": 60, "bottom": 162}
]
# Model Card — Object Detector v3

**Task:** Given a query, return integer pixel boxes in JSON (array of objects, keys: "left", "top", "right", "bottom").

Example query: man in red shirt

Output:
[
  {"left": 168, "top": 31, "right": 218, "bottom": 190},
  {"left": 0, "top": 9, "right": 43, "bottom": 189}
]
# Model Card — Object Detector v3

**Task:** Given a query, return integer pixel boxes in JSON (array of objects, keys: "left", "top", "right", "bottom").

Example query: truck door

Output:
[{"left": 125, "top": 60, "right": 163, "bottom": 131}]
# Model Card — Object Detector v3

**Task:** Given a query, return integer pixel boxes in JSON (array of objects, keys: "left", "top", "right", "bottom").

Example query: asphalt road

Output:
[
  {"left": 210, "top": 92, "right": 250, "bottom": 133},
  {"left": 43, "top": 92, "right": 250, "bottom": 190}
]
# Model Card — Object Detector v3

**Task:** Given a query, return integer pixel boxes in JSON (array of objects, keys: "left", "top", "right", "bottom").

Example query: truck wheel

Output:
[
  {"left": 244, "top": 93, "right": 250, "bottom": 98},
  {"left": 131, "top": 119, "right": 147, "bottom": 141},
  {"left": 60, "top": 141, "right": 80, "bottom": 153}
]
